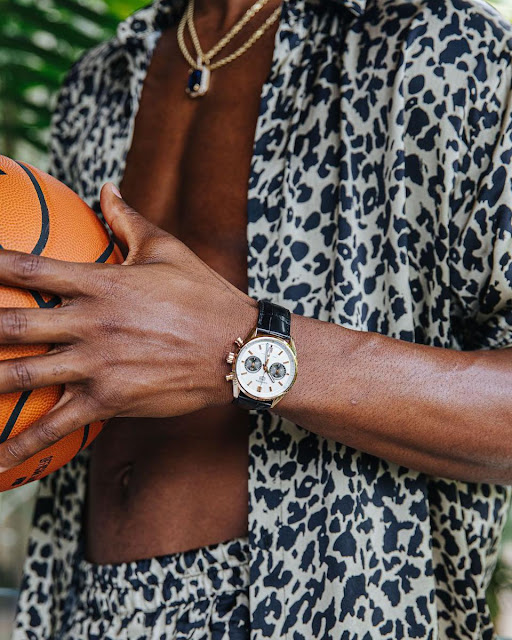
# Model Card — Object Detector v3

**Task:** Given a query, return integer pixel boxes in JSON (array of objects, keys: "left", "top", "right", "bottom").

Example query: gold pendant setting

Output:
[{"left": 186, "top": 60, "right": 210, "bottom": 98}]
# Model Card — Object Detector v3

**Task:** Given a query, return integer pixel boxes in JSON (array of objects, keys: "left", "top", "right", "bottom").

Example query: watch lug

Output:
[
  {"left": 246, "top": 327, "right": 259, "bottom": 340},
  {"left": 270, "top": 394, "right": 285, "bottom": 409}
]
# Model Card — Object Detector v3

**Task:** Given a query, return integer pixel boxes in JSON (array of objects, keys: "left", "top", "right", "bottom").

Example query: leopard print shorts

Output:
[{"left": 56, "top": 532, "right": 250, "bottom": 640}]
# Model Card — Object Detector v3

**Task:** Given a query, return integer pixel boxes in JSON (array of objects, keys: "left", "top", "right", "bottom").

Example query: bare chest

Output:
[
  {"left": 119, "top": 24, "right": 276, "bottom": 292},
  {"left": 85, "top": 21, "right": 279, "bottom": 563}
]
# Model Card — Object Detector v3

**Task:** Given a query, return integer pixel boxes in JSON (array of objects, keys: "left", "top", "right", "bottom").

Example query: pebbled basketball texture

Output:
[{"left": 0, "top": 155, "right": 123, "bottom": 492}]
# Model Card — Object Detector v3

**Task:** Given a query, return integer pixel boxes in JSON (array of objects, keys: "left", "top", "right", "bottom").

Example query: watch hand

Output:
[{"left": 264, "top": 345, "right": 273, "bottom": 370}]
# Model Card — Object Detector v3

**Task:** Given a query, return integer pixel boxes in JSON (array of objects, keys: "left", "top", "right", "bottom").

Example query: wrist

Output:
[{"left": 207, "top": 293, "right": 259, "bottom": 408}]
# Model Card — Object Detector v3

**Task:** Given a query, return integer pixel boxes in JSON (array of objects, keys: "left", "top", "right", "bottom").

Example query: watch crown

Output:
[
  {"left": 225, "top": 372, "right": 235, "bottom": 381},
  {"left": 226, "top": 352, "right": 236, "bottom": 364},
  {"left": 234, "top": 337, "right": 244, "bottom": 348}
]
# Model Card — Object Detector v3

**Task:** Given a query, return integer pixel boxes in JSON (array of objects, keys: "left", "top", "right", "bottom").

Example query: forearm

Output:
[{"left": 273, "top": 313, "right": 512, "bottom": 485}]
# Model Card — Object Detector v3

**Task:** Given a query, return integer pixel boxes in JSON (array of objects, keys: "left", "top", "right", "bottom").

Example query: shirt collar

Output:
[{"left": 117, "top": 0, "right": 367, "bottom": 44}]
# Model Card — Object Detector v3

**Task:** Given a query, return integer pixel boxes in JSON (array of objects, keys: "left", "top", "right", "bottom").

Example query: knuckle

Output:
[
  {"left": 12, "top": 253, "right": 41, "bottom": 280},
  {"left": 10, "top": 360, "right": 34, "bottom": 390},
  {"left": 94, "top": 270, "right": 118, "bottom": 299},
  {"left": 37, "top": 421, "right": 61, "bottom": 447},
  {"left": 97, "top": 314, "right": 120, "bottom": 336},
  {"left": 5, "top": 439, "right": 26, "bottom": 464},
  {"left": 1, "top": 309, "right": 27, "bottom": 340},
  {"left": 51, "top": 362, "right": 68, "bottom": 378}
]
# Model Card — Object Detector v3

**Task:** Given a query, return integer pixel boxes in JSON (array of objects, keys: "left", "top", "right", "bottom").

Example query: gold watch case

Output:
[{"left": 225, "top": 326, "right": 298, "bottom": 407}]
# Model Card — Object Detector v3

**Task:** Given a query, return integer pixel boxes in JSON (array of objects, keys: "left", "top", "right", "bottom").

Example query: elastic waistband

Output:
[{"left": 74, "top": 535, "right": 250, "bottom": 615}]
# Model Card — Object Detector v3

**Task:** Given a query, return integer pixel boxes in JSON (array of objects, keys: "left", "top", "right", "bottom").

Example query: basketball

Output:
[{"left": 0, "top": 155, "right": 122, "bottom": 492}]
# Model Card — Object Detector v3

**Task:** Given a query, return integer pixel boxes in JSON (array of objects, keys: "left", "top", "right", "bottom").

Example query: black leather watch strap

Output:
[
  {"left": 232, "top": 299, "right": 291, "bottom": 411},
  {"left": 257, "top": 299, "right": 291, "bottom": 339},
  {"left": 234, "top": 391, "right": 273, "bottom": 410}
]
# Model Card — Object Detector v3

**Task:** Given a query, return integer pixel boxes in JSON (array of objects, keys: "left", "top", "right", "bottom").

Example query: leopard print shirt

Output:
[{"left": 13, "top": 0, "right": 512, "bottom": 638}]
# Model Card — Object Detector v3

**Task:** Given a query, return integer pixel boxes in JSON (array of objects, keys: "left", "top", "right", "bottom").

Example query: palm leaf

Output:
[
  {"left": 5, "top": 2, "right": 103, "bottom": 51},
  {"left": 54, "top": 0, "right": 121, "bottom": 31},
  {"left": 0, "top": 0, "right": 144, "bottom": 164}
]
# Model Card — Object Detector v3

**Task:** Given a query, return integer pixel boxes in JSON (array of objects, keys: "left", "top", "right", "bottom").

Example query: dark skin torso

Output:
[{"left": 85, "top": 4, "right": 279, "bottom": 563}]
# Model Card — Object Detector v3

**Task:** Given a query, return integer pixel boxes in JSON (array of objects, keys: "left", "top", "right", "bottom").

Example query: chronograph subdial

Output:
[
  {"left": 245, "top": 355, "right": 262, "bottom": 373},
  {"left": 268, "top": 362, "right": 286, "bottom": 380}
]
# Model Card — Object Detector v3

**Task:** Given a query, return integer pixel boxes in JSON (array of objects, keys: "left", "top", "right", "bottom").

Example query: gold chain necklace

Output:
[{"left": 177, "top": 0, "right": 281, "bottom": 97}]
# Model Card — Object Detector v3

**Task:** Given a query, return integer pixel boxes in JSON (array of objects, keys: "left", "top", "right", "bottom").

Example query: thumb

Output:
[{"left": 99, "top": 183, "right": 165, "bottom": 262}]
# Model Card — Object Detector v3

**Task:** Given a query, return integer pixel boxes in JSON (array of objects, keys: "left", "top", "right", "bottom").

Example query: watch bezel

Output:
[{"left": 233, "top": 333, "right": 298, "bottom": 402}]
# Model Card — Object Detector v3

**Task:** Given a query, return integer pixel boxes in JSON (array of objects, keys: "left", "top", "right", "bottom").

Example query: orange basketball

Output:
[{"left": 0, "top": 155, "right": 123, "bottom": 492}]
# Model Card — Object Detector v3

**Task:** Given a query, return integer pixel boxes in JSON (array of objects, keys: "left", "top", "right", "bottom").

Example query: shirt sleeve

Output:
[
  {"left": 46, "top": 59, "right": 84, "bottom": 189},
  {"left": 450, "top": 54, "right": 512, "bottom": 351}
]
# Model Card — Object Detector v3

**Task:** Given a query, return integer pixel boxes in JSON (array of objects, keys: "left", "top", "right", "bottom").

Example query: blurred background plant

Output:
[
  {"left": 492, "top": 0, "right": 512, "bottom": 18},
  {"left": 0, "top": 0, "right": 146, "bottom": 168},
  {"left": 1, "top": 0, "right": 512, "bottom": 638}
]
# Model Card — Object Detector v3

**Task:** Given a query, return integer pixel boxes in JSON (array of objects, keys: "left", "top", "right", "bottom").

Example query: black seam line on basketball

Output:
[
  {"left": 95, "top": 238, "right": 115, "bottom": 263},
  {"left": 14, "top": 161, "right": 49, "bottom": 256},
  {"left": 29, "top": 290, "right": 60, "bottom": 309},
  {"left": 77, "top": 424, "right": 90, "bottom": 453},
  {"left": 0, "top": 390, "right": 33, "bottom": 444}
]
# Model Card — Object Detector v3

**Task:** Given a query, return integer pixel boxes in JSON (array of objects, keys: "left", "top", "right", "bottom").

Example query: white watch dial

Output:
[{"left": 235, "top": 336, "right": 297, "bottom": 400}]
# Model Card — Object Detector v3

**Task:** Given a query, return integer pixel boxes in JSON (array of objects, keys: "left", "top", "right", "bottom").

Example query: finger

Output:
[
  {"left": 0, "top": 250, "right": 101, "bottom": 297},
  {"left": 100, "top": 183, "right": 168, "bottom": 263},
  {"left": 0, "top": 395, "right": 96, "bottom": 472},
  {"left": 0, "top": 351, "right": 84, "bottom": 394},
  {"left": 0, "top": 308, "right": 83, "bottom": 344}
]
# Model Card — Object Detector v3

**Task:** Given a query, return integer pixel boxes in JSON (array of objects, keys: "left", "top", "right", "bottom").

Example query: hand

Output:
[{"left": 0, "top": 184, "right": 258, "bottom": 472}]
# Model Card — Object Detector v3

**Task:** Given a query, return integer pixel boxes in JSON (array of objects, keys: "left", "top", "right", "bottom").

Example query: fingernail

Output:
[
  {"left": 0, "top": 467, "right": 7, "bottom": 475},
  {"left": 110, "top": 183, "right": 122, "bottom": 199}
]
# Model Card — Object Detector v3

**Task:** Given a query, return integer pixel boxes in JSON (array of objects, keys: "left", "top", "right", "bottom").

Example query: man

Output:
[{"left": 5, "top": 0, "right": 512, "bottom": 637}]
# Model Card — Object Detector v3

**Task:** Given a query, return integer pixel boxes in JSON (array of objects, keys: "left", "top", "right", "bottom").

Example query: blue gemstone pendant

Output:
[{"left": 186, "top": 62, "right": 210, "bottom": 98}]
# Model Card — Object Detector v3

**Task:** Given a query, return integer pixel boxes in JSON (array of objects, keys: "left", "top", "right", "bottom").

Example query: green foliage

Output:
[{"left": 0, "top": 0, "right": 146, "bottom": 167}]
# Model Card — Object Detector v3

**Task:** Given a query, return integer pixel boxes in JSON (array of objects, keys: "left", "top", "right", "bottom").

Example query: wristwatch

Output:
[{"left": 225, "top": 299, "right": 298, "bottom": 410}]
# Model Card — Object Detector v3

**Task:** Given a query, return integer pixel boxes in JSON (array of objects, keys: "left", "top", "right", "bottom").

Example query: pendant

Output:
[{"left": 186, "top": 59, "right": 210, "bottom": 98}]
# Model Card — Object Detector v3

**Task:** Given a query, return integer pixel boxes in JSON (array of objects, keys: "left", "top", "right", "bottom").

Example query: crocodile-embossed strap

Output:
[
  {"left": 257, "top": 299, "right": 291, "bottom": 339},
  {"left": 232, "top": 299, "right": 291, "bottom": 411}
]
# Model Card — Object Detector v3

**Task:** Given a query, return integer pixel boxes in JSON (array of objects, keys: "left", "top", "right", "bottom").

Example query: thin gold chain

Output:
[
  {"left": 177, "top": 14, "right": 198, "bottom": 69},
  {"left": 177, "top": 0, "right": 281, "bottom": 72},
  {"left": 207, "top": 8, "right": 280, "bottom": 70},
  {"left": 188, "top": 0, "right": 271, "bottom": 63}
]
